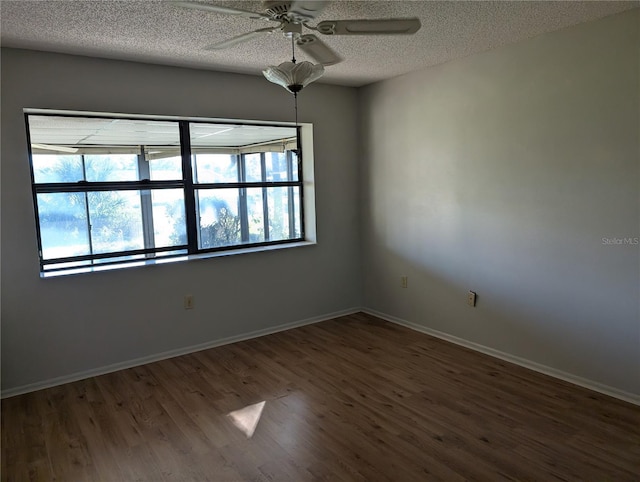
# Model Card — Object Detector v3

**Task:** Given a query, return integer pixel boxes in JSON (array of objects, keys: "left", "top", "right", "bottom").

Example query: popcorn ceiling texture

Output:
[{"left": 1, "top": 0, "right": 637, "bottom": 86}]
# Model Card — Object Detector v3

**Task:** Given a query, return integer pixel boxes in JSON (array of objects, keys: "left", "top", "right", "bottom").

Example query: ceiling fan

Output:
[{"left": 172, "top": 1, "right": 422, "bottom": 66}]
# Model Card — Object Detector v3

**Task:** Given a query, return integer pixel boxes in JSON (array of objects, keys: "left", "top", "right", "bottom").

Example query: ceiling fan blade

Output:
[
  {"left": 171, "top": 2, "right": 272, "bottom": 20},
  {"left": 296, "top": 34, "right": 343, "bottom": 66},
  {"left": 288, "top": 1, "right": 329, "bottom": 21},
  {"left": 206, "top": 27, "right": 279, "bottom": 50},
  {"left": 317, "top": 18, "right": 421, "bottom": 35}
]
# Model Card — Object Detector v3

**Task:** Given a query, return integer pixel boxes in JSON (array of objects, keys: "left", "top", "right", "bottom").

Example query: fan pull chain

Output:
[{"left": 291, "top": 34, "right": 296, "bottom": 64}]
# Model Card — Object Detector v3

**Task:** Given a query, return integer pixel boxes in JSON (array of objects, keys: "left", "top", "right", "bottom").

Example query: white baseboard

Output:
[
  {"left": 1, "top": 307, "right": 361, "bottom": 399},
  {"left": 363, "top": 308, "right": 640, "bottom": 406},
  {"left": 6, "top": 307, "right": 638, "bottom": 406}
]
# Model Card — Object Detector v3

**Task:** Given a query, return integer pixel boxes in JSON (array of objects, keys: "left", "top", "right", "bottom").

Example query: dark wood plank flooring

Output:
[{"left": 2, "top": 312, "right": 639, "bottom": 481}]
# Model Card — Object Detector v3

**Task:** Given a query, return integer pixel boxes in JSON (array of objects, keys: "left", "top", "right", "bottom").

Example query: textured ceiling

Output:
[{"left": 1, "top": 0, "right": 638, "bottom": 86}]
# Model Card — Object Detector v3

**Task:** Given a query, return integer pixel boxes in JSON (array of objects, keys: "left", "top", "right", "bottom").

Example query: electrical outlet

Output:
[
  {"left": 401, "top": 276, "right": 408, "bottom": 288},
  {"left": 184, "top": 294, "right": 194, "bottom": 310},
  {"left": 467, "top": 291, "right": 476, "bottom": 307}
]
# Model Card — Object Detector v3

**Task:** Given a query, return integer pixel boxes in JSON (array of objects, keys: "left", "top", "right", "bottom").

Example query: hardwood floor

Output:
[{"left": 2, "top": 312, "right": 639, "bottom": 481}]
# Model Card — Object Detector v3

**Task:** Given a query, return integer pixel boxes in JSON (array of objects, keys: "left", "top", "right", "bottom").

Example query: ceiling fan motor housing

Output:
[
  {"left": 283, "top": 22, "right": 303, "bottom": 38},
  {"left": 171, "top": 1, "right": 421, "bottom": 67},
  {"left": 263, "top": 1, "right": 292, "bottom": 20}
]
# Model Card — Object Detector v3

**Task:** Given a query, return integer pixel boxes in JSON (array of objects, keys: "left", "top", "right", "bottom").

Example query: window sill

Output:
[{"left": 40, "top": 241, "right": 316, "bottom": 278}]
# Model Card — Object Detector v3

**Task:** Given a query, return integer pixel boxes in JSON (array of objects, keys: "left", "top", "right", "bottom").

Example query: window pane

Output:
[
  {"left": 29, "top": 115, "right": 182, "bottom": 181},
  {"left": 196, "top": 189, "right": 241, "bottom": 248},
  {"left": 32, "top": 155, "right": 84, "bottom": 183},
  {"left": 151, "top": 189, "right": 186, "bottom": 247},
  {"left": 85, "top": 154, "right": 138, "bottom": 182},
  {"left": 268, "top": 186, "right": 299, "bottom": 241},
  {"left": 244, "top": 153, "right": 262, "bottom": 182},
  {"left": 290, "top": 150, "right": 300, "bottom": 182},
  {"left": 37, "top": 192, "right": 91, "bottom": 259},
  {"left": 265, "top": 152, "right": 288, "bottom": 182},
  {"left": 149, "top": 154, "right": 182, "bottom": 180},
  {"left": 263, "top": 151, "right": 298, "bottom": 182},
  {"left": 88, "top": 191, "right": 143, "bottom": 254},
  {"left": 193, "top": 154, "right": 238, "bottom": 183},
  {"left": 246, "top": 187, "right": 265, "bottom": 243}
]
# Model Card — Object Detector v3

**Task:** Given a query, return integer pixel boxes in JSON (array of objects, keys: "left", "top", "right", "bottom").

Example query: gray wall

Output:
[
  {"left": 1, "top": 48, "right": 361, "bottom": 392},
  {"left": 360, "top": 9, "right": 640, "bottom": 395}
]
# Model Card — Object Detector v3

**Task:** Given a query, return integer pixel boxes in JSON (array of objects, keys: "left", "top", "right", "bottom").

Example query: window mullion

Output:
[
  {"left": 238, "top": 154, "right": 249, "bottom": 243},
  {"left": 137, "top": 147, "right": 156, "bottom": 255},
  {"left": 286, "top": 150, "right": 295, "bottom": 239},
  {"left": 180, "top": 121, "right": 198, "bottom": 253},
  {"left": 296, "top": 128, "right": 305, "bottom": 239},
  {"left": 34, "top": 180, "right": 184, "bottom": 194},
  {"left": 261, "top": 153, "right": 269, "bottom": 241},
  {"left": 81, "top": 155, "right": 95, "bottom": 260}
]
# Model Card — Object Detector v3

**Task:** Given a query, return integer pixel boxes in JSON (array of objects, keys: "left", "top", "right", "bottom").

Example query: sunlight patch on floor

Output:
[{"left": 227, "top": 401, "right": 266, "bottom": 438}]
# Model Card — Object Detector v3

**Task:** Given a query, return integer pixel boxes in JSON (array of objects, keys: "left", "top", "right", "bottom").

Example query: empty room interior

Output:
[{"left": 1, "top": 0, "right": 639, "bottom": 480}]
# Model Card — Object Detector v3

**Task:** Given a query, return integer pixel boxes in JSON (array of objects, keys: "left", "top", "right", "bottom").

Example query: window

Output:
[{"left": 26, "top": 112, "right": 310, "bottom": 275}]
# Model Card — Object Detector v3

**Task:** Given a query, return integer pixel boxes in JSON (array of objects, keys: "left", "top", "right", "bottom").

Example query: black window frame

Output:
[{"left": 26, "top": 113, "right": 305, "bottom": 275}]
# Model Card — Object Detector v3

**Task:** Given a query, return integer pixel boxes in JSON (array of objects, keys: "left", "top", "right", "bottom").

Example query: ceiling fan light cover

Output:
[{"left": 263, "top": 61, "right": 324, "bottom": 94}]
